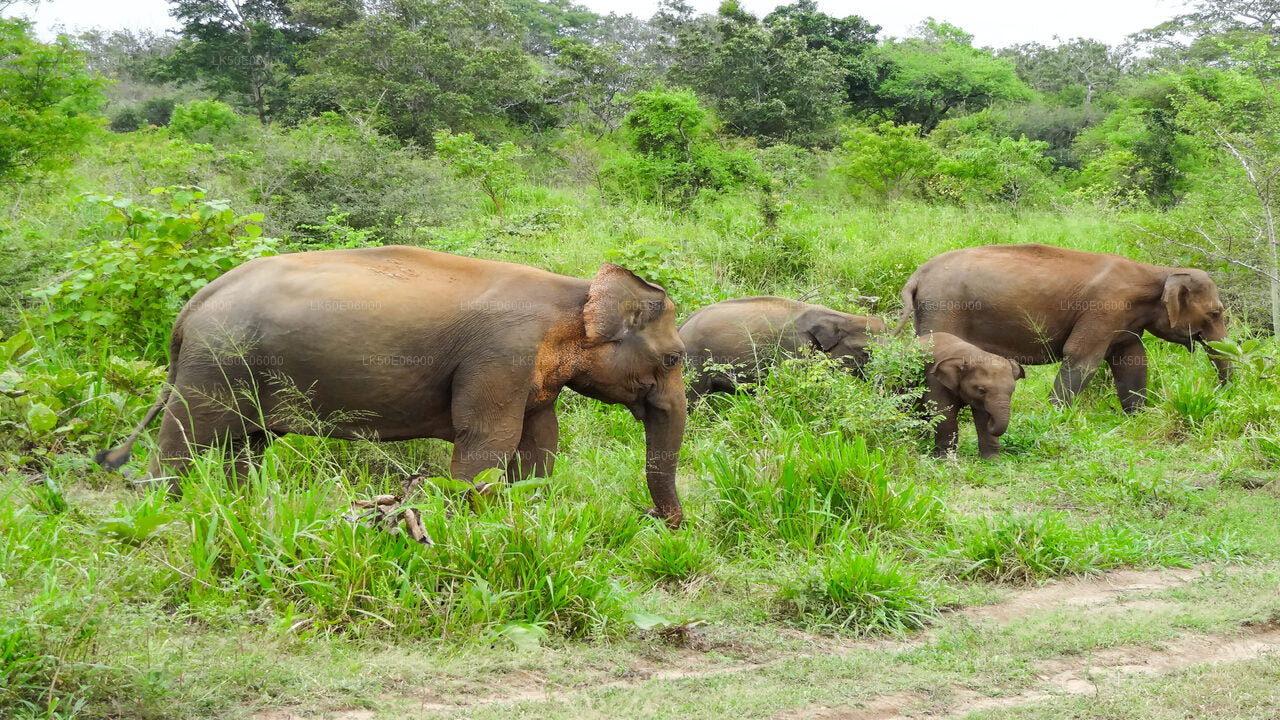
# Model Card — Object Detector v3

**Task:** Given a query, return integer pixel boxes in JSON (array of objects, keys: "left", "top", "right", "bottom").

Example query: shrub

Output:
[
  {"left": 603, "top": 86, "right": 759, "bottom": 206},
  {"left": 247, "top": 114, "right": 466, "bottom": 242},
  {"left": 32, "top": 187, "right": 280, "bottom": 359},
  {"left": 835, "top": 122, "right": 937, "bottom": 202},
  {"left": 169, "top": 99, "right": 245, "bottom": 143},
  {"left": 0, "top": 19, "right": 104, "bottom": 183},
  {"left": 108, "top": 107, "right": 144, "bottom": 133},
  {"left": 433, "top": 129, "right": 527, "bottom": 218}
]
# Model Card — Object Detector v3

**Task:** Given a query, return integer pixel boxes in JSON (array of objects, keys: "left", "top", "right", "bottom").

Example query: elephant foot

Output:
[{"left": 645, "top": 506, "right": 684, "bottom": 530}]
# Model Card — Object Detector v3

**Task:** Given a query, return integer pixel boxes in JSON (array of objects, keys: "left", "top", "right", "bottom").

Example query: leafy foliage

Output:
[
  {"left": 433, "top": 130, "right": 527, "bottom": 218},
  {"left": 0, "top": 19, "right": 104, "bottom": 184},
  {"left": 671, "top": 2, "right": 847, "bottom": 144},
  {"left": 33, "top": 188, "right": 280, "bottom": 359},
  {"left": 873, "top": 19, "right": 1032, "bottom": 133},
  {"left": 603, "top": 86, "right": 758, "bottom": 205},
  {"left": 291, "top": 0, "right": 539, "bottom": 145},
  {"left": 835, "top": 122, "right": 938, "bottom": 202}
]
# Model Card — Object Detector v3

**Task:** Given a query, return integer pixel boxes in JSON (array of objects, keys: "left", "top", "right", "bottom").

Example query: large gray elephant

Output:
[
  {"left": 919, "top": 332, "right": 1025, "bottom": 458},
  {"left": 678, "top": 296, "right": 887, "bottom": 398},
  {"left": 895, "top": 244, "right": 1230, "bottom": 413},
  {"left": 96, "top": 246, "right": 689, "bottom": 527}
]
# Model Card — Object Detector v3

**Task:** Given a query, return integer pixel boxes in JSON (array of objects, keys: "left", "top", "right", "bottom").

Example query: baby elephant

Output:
[
  {"left": 920, "top": 332, "right": 1025, "bottom": 459},
  {"left": 679, "top": 296, "right": 887, "bottom": 398}
]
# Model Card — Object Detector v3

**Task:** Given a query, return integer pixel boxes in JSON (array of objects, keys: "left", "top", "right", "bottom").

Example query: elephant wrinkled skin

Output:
[
  {"left": 95, "top": 246, "right": 689, "bottom": 527},
  {"left": 678, "top": 296, "right": 887, "bottom": 399},
  {"left": 919, "top": 332, "right": 1025, "bottom": 459},
  {"left": 896, "top": 244, "right": 1230, "bottom": 413}
]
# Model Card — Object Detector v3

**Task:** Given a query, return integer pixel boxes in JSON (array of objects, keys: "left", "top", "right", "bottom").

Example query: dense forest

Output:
[{"left": 5, "top": 1, "right": 1280, "bottom": 718}]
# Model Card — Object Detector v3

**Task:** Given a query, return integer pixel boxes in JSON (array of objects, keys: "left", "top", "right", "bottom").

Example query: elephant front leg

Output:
[
  {"left": 1106, "top": 337, "right": 1148, "bottom": 413},
  {"left": 931, "top": 402, "right": 961, "bottom": 458},
  {"left": 507, "top": 406, "right": 559, "bottom": 482},
  {"left": 449, "top": 382, "right": 525, "bottom": 489}
]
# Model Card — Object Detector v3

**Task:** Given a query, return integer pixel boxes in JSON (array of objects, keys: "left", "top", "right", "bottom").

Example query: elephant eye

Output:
[
  {"left": 1210, "top": 311, "right": 1222, "bottom": 319},
  {"left": 662, "top": 352, "right": 684, "bottom": 369}
]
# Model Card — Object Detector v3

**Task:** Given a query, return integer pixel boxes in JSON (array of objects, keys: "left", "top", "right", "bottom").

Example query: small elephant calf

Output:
[
  {"left": 919, "top": 332, "right": 1025, "bottom": 459},
  {"left": 678, "top": 296, "right": 888, "bottom": 399}
]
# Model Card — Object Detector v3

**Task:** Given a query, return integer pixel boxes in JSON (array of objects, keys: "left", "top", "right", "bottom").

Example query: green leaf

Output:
[
  {"left": 626, "top": 611, "right": 673, "bottom": 631},
  {"left": 491, "top": 621, "right": 547, "bottom": 651},
  {"left": 24, "top": 403, "right": 58, "bottom": 434}
]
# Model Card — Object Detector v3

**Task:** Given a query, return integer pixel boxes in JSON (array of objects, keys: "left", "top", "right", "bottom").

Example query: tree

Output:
[
  {"left": 873, "top": 19, "right": 1031, "bottom": 133},
  {"left": 763, "top": 0, "right": 881, "bottom": 107},
  {"left": 508, "top": 0, "right": 598, "bottom": 55},
  {"left": 163, "top": 0, "right": 316, "bottom": 123},
  {"left": 433, "top": 130, "right": 526, "bottom": 217},
  {"left": 1134, "top": 0, "right": 1280, "bottom": 72},
  {"left": 551, "top": 39, "right": 646, "bottom": 135},
  {"left": 1161, "top": 68, "right": 1280, "bottom": 333},
  {"left": 1000, "top": 37, "right": 1128, "bottom": 104},
  {"left": 835, "top": 121, "right": 937, "bottom": 202},
  {"left": 1072, "top": 76, "right": 1203, "bottom": 207},
  {"left": 291, "top": 0, "right": 539, "bottom": 146},
  {"left": 603, "top": 85, "right": 757, "bottom": 205},
  {"left": 669, "top": 2, "right": 847, "bottom": 145},
  {"left": 0, "top": 19, "right": 104, "bottom": 184}
]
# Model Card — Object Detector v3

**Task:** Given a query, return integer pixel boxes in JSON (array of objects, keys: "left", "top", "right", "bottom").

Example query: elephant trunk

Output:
[
  {"left": 986, "top": 401, "right": 1011, "bottom": 437},
  {"left": 1198, "top": 337, "right": 1233, "bottom": 385},
  {"left": 636, "top": 378, "right": 687, "bottom": 528}
]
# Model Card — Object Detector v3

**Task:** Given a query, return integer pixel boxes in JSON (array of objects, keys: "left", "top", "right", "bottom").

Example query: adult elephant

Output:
[
  {"left": 895, "top": 244, "right": 1230, "bottom": 413},
  {"left": 95, "top": 246, "right": 689, "bottom": 527},
  {"left": 679, "top": 296, "right": 887, "bottom": 398}
]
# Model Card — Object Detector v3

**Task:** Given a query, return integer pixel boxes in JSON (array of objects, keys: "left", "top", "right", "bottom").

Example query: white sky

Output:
[{"left": 9, "top": 0, "right": 1188, "bottom": 48}]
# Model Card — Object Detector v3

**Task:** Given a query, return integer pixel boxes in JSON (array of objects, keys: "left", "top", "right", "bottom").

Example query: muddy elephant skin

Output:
[
  {"left": 95, "top": 246, "right": 689, "bottom": 527},
  {"left": 895, "top": 244, "right": 1230, "bottom": 413},
  {"left": 678, "top": 296, "right": 888, "bottom": 398}
]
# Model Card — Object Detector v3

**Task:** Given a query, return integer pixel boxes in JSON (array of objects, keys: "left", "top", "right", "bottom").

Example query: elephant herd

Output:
[{"left": 96, "top": 243, "right": 1231, "bottom": 529}]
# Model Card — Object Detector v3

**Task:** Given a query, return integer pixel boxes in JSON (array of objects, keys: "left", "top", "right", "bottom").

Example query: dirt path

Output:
[{"left": 254, "top": 567, "right": 1263, "bottom": 720}]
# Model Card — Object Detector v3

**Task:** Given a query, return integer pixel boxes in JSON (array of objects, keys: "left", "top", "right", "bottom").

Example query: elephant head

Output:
[
  {"left": 1149, "top": 270, "right": 1231, "bottom": 383},
  {"left": 931, "top": 352, "right": 1025, "bottom": 438},
  {"left": 802, "top": 310, "right": 888, "bottom": 372},
  {"left": 572, "top": 264, "right": 687, "bottom": 526}
]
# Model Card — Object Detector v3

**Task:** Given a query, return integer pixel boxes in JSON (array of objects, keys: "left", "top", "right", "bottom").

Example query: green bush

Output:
[
  {"left": 433, "top": 129, "right": 527, "bottom": 218},
  {"left": 32, "top": 187, "right": 280, "bottom": 359},
  {"left": 246, "top": 114, "right": 467, "bottom": 242},
  {"left": 168, "top": 99, "right": 245, "bottom": 143},
  {"left": 603, "top": 86, "right": 759, "bottom": 206},
  {"left": 108, "top": 107, "right": 144, "bottom": 133},
  {"left": 835, "top": 121, "right": 937, "bottom": 202}
]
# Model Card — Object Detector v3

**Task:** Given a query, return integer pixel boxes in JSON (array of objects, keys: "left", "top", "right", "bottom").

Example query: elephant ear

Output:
[
  {"left": 930, "top": 357, "right": 965, "bottom": 393},
  {"left": 1162, "top": 272, "right": 1194, "bottom": 329},
  {"left": 1008, "top": 358, "right": 1026, "bottom": 381},
  {"left": 806, "top": 317, "right": 844, "bottom": 353},
  {"left": 583, "top": 263, "right": 668, "bottom": 345}
]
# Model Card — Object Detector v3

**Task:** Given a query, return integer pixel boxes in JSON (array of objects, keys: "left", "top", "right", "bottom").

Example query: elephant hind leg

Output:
[{"left": 147, "top": 388, "right": 265, "bottom": 496}]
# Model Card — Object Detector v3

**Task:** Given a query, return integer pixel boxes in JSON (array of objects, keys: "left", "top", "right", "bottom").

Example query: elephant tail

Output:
[
  {"left": 94, "top": 329, "right": 181, "bottom": 472},
  {"left": 892, "top": 275, "right": 918, "bottom": 336}
]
